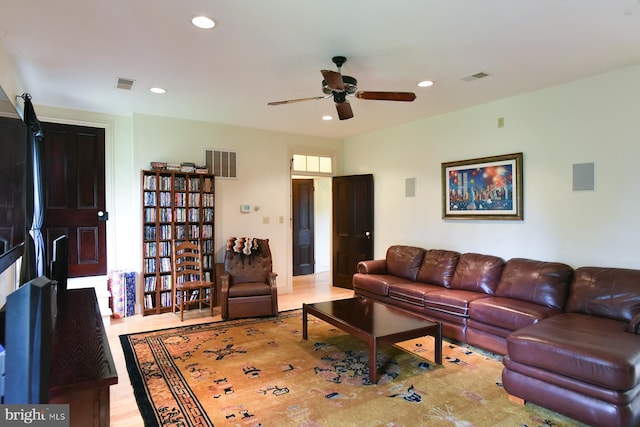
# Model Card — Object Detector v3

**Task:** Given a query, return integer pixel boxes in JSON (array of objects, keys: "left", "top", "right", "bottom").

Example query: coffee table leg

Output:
[
  {"left": 302, "top": 304, "right": 308, "bottom": 340},
  {"left": 434, "top": 323, "right": 442, "bottom": 365},
  {"left": 369, "top": 338, "right": 378, "bottom": 384}
]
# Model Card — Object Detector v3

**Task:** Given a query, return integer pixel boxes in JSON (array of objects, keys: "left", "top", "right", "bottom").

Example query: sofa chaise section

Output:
[{"left": 503, "top": 267, "right": 640, "bottom": 427}]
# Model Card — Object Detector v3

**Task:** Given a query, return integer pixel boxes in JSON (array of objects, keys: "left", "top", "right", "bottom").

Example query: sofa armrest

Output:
[
  {"left": 629, "top": 312, "right": 640, "bottom": 334},
  {"left": 357, "top": 259, "right": 387, "bottom": 274}
]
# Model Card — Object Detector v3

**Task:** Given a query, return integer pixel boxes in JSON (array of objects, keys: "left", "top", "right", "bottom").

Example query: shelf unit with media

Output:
[{"left": 141, "top": 169, "right": 215, "bottom": 316}]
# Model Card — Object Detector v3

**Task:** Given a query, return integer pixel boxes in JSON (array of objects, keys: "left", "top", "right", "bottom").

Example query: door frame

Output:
[
  {"left": 288, "top": 149, "right": 338, "bottom": 293},
  {"left": 39, "top": 115, "right": 115, "bottom": 287}
]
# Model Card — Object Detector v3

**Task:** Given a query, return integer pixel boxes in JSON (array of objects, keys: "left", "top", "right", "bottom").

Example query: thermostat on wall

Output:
[{"left": 240, "top": 204, "right": 251, "bottom": 213}]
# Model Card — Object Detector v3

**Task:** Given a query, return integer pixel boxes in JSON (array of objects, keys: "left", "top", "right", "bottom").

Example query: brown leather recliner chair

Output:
[{"left": 220, "top": 238, "right": 278, "bottom": 320}]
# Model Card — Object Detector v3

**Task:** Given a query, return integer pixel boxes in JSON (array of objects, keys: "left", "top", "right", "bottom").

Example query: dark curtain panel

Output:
[{"left": 19, "top": 94, "right": 45, "bottom": 283}]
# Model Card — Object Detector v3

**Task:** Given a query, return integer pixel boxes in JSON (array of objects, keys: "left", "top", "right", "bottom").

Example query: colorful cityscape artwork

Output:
[{"left": 442, "top": 152, "right": 523, "bottom": 220}]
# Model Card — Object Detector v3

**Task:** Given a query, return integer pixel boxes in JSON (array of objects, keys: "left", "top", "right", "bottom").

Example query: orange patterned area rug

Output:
[{"left": 120, "top": 309, "right": 584, "bottom": 427}]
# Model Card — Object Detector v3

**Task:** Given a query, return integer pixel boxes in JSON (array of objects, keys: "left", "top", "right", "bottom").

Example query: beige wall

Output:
[
  {"left": 0, "top": 41, "right": 23, "bottom": 108},
  {"left": 343, "top": 64, "right": 640, "bottom": 269}
]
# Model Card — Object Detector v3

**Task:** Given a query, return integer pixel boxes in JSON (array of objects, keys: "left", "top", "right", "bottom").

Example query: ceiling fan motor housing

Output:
[{"left": 322, "top": 75, "right": 358, "bottom": 97}]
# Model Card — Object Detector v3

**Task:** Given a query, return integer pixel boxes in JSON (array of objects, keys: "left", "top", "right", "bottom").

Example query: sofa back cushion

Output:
[
  {"left": 450, "top": 253, "right": 504, "bottom": 294},
  {"left": 495, "top": 258, "right": 573, "bottom": 310},
  {"left": 385, "top": 245, "right": 426, "bottom": 281},
  {"left": 416, "top": 249, "right": 460, "bottom": 287},
  {"left": 566, "top": 267, "right": 640, "bottom": 322}
]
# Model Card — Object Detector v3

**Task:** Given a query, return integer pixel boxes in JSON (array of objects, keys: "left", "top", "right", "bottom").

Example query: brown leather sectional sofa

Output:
[{"left": 353, "top": 245, "right": 640, "bottom": 427}]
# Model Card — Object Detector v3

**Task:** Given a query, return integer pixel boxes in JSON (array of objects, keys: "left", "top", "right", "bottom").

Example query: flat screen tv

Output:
[
  {"left": 0, "top": 86, "right": 27, "bottom": 275},
  {"left": 3, "top": 276, "right": 54, "bottom": 404}
]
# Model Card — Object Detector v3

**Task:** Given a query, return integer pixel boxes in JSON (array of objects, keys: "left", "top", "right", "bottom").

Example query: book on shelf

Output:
[
  {"left": 144, "top": 294, "right": 154, "bottom": 309},
  {"left": 159, "top": 176, "right": 171, "bottom": 190},
  {"left": 144, "top": 276, "right": 157, "bottom": 292}
]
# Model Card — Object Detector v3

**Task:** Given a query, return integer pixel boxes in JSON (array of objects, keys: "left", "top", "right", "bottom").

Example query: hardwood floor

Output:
[{"left": 106, "top": 272, "right": 354, "bottom": 426}]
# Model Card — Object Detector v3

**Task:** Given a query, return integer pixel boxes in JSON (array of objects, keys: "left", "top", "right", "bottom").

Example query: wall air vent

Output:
[
  {"left": 205, "top": 149, "right": 237, "bottom": 179},
  {"left": 116, "top": 77, "right": 136, "bottom": 90},
  {"left": 462, "top": 72, "right": 490, "bottom": 82}
]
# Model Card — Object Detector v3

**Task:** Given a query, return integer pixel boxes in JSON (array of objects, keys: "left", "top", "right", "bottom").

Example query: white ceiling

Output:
[{"left": 2, "top": 0, "right": 640, "bottom": 139}]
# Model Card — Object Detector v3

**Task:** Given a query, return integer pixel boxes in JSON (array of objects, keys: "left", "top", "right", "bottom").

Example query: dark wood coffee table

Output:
[{"left": 302, "top": 297, "right": 442, "bottom": 384}]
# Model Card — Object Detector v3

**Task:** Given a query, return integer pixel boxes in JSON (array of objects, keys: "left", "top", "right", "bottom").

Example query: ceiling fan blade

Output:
[
  {"left": 355, "top": 91, "right": 417, "bottom": 102},
  {"left": 267, "top": 96, "right": 328, "bottom": 106},
  {"left": 321, "top": 69, "right": 345, "bottom": 91},
  {"left": 336, "top": 102, "right": 354, "bottom": 120}
]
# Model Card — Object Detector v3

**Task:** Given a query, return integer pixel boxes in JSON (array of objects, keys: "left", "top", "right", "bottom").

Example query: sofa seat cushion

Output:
[
  {"left": 469, "top": 296, "right": 562, "bottom": 332},
  {"left": 387, "top": 282, "right": 442, "bottom": 307},
  {"left": 423, "top": 289, "right": 491, "bottom": 317},
  {"left": 228, "top": 282, "right": 272, "bottom": 297},
  {"left": 508, "top": 313, "right": 640, "bottom": 390},
  {"left": 352, "top": 273, "right": 412, "bottom": 297}
]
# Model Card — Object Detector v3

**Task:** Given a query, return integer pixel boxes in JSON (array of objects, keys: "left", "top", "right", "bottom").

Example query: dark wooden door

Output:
[
  {"left": 0, "top": 116, "right": 26, "bottom": 257},
  {"left": 292, "top": 179, "right": 315, "bottom": 276},
  {"left": 332, "top": 174, "right": 374, "bottom": 289},
  {"left": 40, "top": 122, "right": 107, "bottom": 278}
]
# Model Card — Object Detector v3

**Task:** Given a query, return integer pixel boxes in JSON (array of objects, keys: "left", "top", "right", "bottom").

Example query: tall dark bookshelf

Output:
[{"left": 141, "top": 169, "right": 215, "bottom": 316}]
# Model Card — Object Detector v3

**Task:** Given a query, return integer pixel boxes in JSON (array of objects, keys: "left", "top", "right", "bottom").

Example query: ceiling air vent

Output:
[
  {"left": 462, "top": 72, "right": 490, "bottom": 82},
  {"left": 116, "top": 77, "right": 136, "bottom": 90}
]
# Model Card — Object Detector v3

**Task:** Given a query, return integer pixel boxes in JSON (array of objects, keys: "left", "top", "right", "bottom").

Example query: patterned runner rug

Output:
[{"left": 120, "top": 309, "right": 584, "bottom": 426}]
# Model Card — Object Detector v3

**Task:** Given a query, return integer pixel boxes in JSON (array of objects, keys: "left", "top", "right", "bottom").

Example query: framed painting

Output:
[{"left": 442, "top": 152, "right": 523, "bottom": 220}]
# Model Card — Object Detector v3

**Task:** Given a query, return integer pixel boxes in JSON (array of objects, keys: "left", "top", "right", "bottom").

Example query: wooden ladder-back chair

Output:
[
  {"left": 172, "top": 240, "right": 215, "bottom": 321},
  {"left": 220, "top": 238, "right": 278, "bottom": 320}
]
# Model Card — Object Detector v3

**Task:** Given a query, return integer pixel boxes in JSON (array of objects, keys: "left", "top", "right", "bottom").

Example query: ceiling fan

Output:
[{"left": 267, "top": 56, "right": 416, "bottom": 120}]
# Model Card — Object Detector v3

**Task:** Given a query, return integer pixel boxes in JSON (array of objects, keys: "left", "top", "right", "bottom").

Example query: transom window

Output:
[{"left": 292, "top": 154, "right": 332, "bottom": 175}]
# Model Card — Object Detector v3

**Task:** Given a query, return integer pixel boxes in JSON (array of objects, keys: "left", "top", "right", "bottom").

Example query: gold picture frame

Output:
[{"left": 442, "top": 152, "right": 523, "bottom": 220}]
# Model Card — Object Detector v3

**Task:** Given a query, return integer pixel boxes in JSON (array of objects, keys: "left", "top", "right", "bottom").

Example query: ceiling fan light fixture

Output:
[
  {"left": 417, "top": 80, "right": 434, "bottom": 88},
  {"left": 192, "top": 16, "right": 216, "bottom": 29}
]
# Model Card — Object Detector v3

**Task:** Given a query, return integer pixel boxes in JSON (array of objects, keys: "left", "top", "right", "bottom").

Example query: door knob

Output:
[
  {"left": 98, "top": 210, "right": 109, "bottom": 221},
  {"left": 365, "top": 231, "right": 371, "bottom": 239}
]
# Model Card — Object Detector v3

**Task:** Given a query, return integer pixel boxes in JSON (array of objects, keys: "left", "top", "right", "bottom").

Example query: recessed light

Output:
[
  {"left": 417, "top": 80, "right": 434, "bottom": 88},
  {"left": 150, "top": 87, "right": 167, "bottom": 94},
  {"left": 192, "top": 16, "right": 215, "bottom": 29},
  {"left": 322, "top": 115, "right": 333, "bottom": 121}
]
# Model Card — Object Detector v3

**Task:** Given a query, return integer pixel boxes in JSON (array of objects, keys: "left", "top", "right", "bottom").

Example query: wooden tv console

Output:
[{"left": 49, "top": 288, "right": 118, "bottom": 427}]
